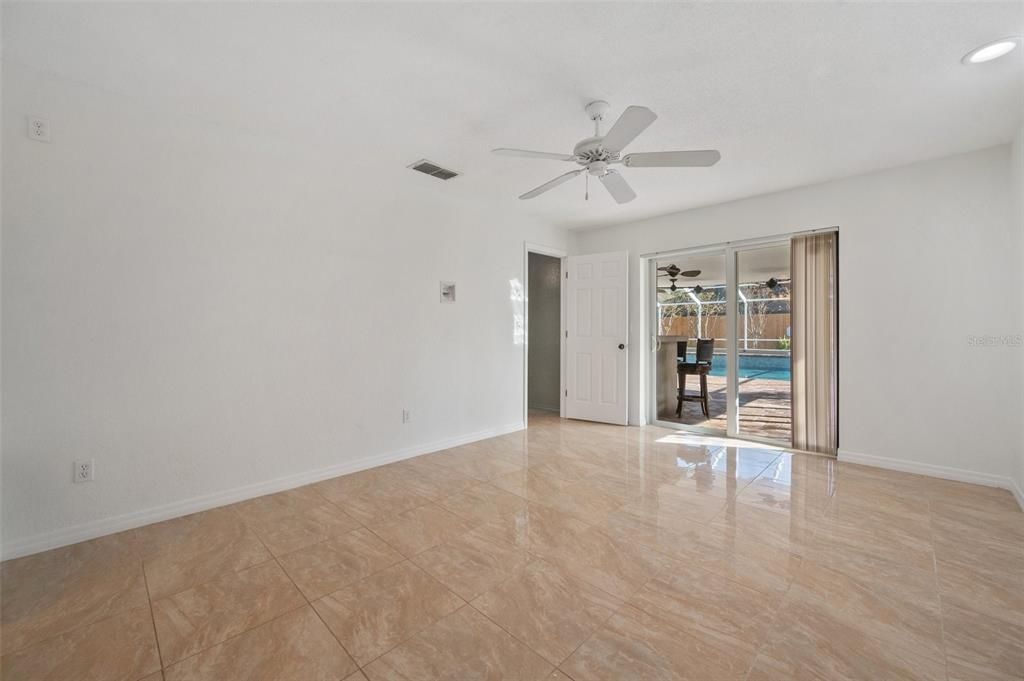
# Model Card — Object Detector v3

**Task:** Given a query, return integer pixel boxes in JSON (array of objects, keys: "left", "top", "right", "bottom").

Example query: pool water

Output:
[{"left": 683, "top": 353, "right": 791, "bottom": 382}]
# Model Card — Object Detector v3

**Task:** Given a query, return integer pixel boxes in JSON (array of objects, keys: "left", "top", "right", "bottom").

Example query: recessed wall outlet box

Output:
[
  {"left": 440, "top": 281, "right": 456, "bottom": 303},
  {"left": 74, "top": 459, "right": 95, "bottom": 483},
  {"left": 28, "top": 116, "right": 51, "bottom": 143}
]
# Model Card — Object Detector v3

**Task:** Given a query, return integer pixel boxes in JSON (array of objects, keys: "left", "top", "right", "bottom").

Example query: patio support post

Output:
[
  {"left": 738, "top": 288, "right": 749, "bottom": 350},
  {"left": 686, "top": 288, "right": 702, "bottom": 340}
]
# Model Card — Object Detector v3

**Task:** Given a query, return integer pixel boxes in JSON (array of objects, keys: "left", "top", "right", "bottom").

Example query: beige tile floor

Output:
[{"left": 2, "top": 411, "right": 1022, "bottom": 680}]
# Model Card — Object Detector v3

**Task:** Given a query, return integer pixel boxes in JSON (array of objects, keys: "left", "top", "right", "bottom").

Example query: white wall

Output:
[
  {"left": 0, "top": 62, "right": 570, "bottom": 556},
  {"left": 575, "top": 146, "right": 1023, "bottom": 493},
  {"left": 527, "top": 253, "right": 561, "bottom": 412}
]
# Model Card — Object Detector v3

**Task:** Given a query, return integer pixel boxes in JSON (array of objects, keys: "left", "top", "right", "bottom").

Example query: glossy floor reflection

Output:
[{"left": 2, "top": 411, "right": 1021, "bottom": 680}]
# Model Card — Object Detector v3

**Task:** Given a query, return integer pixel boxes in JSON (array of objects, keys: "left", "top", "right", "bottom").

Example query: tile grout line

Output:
[
  {"left": 247, "top": 515, "right": 397, "bottom": 677},
  {"left": 162, "top": 599, "right": 310, "bottom": 673},
  {"left": 273, "top": 470, "right": 487, "bottom": 668},
  {"left": 463, "top": 549, "right": 648, "bottom": 672},
  {"left": 153, "top": 507, "right": 345, "bottom": 673},
  {"left": 155, "top": 548, "right": 368, "bottom": 671},
  {"left": 536, "top": 580, "right": 626, "bottom": 675},
  {"left": 443, "top": 472, "right": 749, "bottom": 653},
  {"left": 631, "top": 526, "right": 805, "bottom": 612},
  {"left": 148, "top": 490, "right": 373, "bottom": 605},
  {"left": 272, "top": 549, "right": 365, "bottom": 675},
  {"left": 332, "top": 559, "right": 471, "bottom": 673},
  {"left": 170, "top": 491, "right": 427, "bottom": 669},
  {"left": 740, "top": 554, "right": 803, "bottom": 681},
  {"left": 137, "top": 510, "right": 277, "bottom": 604},
  {"left": 237, "top": 514, "right": 367, "bottom": 671},
  {"left": 154, "top": 511, "right": 309, "bottom": 672},
  {"left": 459, "top": 597, "right": 568, "bottom": 671},
  {"left": 575, "top": 537, "right": 799, "bottom": 681},
  {"left": 149, "top": 552, "right": 281, "bottom": 603},
  {"left": 141, "top": 558, "right": 167, "bottom": 673},
  {"left": 0, "top": 548, "right": 156, "bottom": 659},
  {"left": 925, "top": 498, "right": 953, "bottom": 681},
  {"left": 358, "top": 503, "right": 466, "bottom": 561},
  {"left": 754, "top": 514, "right": 954, "bottom": 679}
]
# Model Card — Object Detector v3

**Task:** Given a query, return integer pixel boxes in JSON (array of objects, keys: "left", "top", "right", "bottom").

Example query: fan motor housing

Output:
[{"left": 573, "top": 136, "right": 618, "bottom": 165}]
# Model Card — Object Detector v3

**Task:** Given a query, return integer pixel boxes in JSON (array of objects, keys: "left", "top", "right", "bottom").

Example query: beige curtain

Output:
[{"left": 791, "top": 232, "right": 838, "bottom": 454}]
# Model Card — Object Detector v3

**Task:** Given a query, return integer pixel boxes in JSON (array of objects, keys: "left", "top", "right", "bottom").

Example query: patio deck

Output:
[{"left": 657, "top": 374, "right": 792, "bottom": 443}]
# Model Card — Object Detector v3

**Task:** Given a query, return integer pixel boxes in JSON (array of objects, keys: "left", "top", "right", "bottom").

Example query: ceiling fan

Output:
[
  {"left": 657, "top": 264, "right": 702, "bottom": 292},
  {"left": 658, "top": 264, "right": 701, "bottom": 278},
  {"left": 493, "top": 100, "right": 720, "bottom": 204}
]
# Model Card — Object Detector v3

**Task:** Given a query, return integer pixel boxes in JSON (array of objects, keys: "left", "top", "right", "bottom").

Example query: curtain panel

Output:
[{"left": 790, "top": 232, "right": 838, "bottom": 454}]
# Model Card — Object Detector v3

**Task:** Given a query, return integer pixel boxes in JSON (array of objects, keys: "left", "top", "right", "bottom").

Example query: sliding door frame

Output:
[{"left": 643, "top": 227, "right": 837, "bottom": 446}]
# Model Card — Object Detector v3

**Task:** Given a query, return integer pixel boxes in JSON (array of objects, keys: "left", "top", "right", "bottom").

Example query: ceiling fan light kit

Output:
[{"left": 493, "top": 100, "right": 721, "bottom": 204}]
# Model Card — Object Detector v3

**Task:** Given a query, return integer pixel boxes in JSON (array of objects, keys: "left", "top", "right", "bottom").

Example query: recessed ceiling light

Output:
[{"left": 962, "top": 37, "right": 1021, "bottom": 65}]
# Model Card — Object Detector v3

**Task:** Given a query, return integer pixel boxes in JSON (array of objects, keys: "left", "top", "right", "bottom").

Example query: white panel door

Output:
[{"left": 565, "top": 251, "right": 628, "bottom": 425}]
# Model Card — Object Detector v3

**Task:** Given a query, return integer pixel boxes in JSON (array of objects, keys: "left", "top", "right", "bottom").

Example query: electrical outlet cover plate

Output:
[
  {"left": 28, "top": 116, "right": 51, "bottom": 143},
  {"left": 74, "top": 459, "right": 94, "bottom": 483},
  {"left": 440, "top": 281, "right": 456, "bottom": 303}
]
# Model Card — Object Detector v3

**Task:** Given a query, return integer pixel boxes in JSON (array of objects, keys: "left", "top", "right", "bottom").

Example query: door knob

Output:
[{"left": 618, "top": 343, "right": 625, "bottom": 350}]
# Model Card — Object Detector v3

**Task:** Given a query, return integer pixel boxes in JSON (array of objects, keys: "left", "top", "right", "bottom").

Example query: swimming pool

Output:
[{"left": 683, "top": 353, "right": 791, "bottom": 382}]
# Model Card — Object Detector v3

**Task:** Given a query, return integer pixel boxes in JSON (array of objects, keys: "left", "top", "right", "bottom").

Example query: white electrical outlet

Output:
[
  {"left": 74, "top": 459, "right": 94, "bottom": 483},
  {"left": 402, "top": 409, "right": 411, "bottom": 424},
  {"left": 27, "top": 116, "right": 51, "bottom": 143}
]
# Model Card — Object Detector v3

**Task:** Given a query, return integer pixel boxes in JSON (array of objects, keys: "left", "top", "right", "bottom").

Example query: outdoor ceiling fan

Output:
[
  {"left": 658, "top": 264, "right": 701, "bottom": 278},
  {"left": 657, "top": 264, "right": 702, "bottom": 292},
  {"left": 493, "top": 100, "right": 721, "bottom": 204}
]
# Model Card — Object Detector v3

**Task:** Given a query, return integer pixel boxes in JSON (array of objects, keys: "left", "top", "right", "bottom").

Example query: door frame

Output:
[
  {"left": 523, "top": 242, "right": 568, "bottom": 426},
  {"left": 642, "top": 227, "right": 838, "bottom": 445}
]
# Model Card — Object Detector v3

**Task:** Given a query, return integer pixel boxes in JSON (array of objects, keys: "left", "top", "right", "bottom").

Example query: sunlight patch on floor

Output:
[{"left": 655, "top": 431, "right": 788, "bottom": 452}]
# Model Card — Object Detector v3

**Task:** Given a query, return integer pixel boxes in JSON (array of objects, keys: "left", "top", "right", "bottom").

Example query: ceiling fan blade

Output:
[
  {"left": 519, "top": 169, "right": 584, "bottom": 200},
  {"left": 601, "top": 106, "right": 657, "bottom": 153},
  {"left": 598, "top": 170, "right": 636, "bottom": 204},
  {"left": 623, "top": 150, "right": 721, "bottom": 168},
  {"left": 493, "top": 148, "right": 576, "bottom": 161}
]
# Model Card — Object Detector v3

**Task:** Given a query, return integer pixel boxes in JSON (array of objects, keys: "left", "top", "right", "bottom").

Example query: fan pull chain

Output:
[{"left": 585, "top": 173, "right": 589, "bottom": 201}]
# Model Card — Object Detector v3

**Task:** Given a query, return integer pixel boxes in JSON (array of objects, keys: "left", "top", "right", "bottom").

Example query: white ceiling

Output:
[{"left": 4, "top": 2, "right": 1023, "bottom": 230}]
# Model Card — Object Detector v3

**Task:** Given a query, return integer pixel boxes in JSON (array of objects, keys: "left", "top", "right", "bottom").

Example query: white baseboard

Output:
[
  {"left": 838, "top": 448, "right": 1024, "bottom": 510},
  {"left": 1009, "top": 478, "right": 1024, "bottom": 511},
  {"left": 1, "top": 421, "right": 525, "bottom": 561}
]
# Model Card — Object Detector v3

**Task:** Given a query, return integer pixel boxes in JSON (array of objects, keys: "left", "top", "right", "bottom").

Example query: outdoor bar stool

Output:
[{"left": 677, "top": 338, "right": 715, "bottom": 418}]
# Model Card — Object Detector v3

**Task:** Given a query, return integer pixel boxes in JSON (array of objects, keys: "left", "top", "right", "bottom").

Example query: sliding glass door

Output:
[
  {"left": 652, "top": 251, "right": 729, "bottom": 434},
  {"left": 650, "top": 239, "right": 797, "bottom": 446},
  {"left": 735, "top": 243, "right": 792, "bottom": 443}
]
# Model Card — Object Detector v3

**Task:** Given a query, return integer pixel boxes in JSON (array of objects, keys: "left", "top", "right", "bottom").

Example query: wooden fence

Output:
[{"left": 660, "top": 312, "right": 791, "bottom": 349}]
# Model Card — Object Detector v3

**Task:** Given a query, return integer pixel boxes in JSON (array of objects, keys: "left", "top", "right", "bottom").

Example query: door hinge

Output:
[
  {"left": 565, "top": 389, "right": 568, "bottom": 397},
  {"left": 565, "top": 272, "right": 569, "bottom": 279},
  {"left": 565, "top": 330, "right": 568, "bottom": 338}
]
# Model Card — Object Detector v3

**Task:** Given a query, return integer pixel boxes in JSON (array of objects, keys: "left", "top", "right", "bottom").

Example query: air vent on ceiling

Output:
[{"left": 408, "top": 159, "right": 460, "bottom": 181}]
